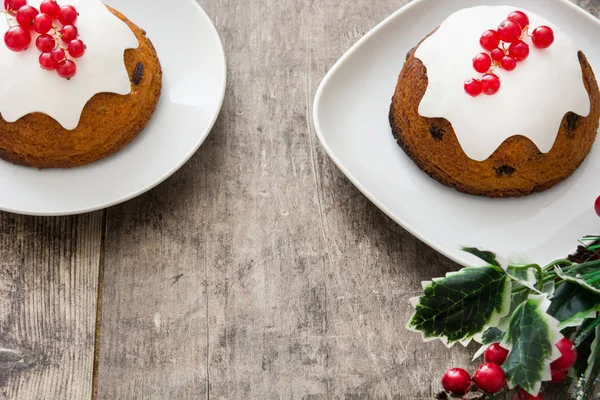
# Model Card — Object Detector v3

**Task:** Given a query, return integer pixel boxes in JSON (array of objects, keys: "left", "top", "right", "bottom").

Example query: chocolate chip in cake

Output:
[
  {"left": 565, "top": 112, "right": 580, "bottom": 136},
  {"left": 429, "top": 124, "right": 444, "bottom": 141},
  {"left": 132, "top": 62, "right": 144, "bottom": 85},
  {"left": 494, "top": 165, "right": 515, "bottom": 176}
]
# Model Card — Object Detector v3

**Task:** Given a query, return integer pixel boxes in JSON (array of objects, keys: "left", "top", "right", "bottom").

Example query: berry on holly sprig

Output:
[
  {"left": 2, "top": 0, "right": 85, "bottom": 80},
  {"left": 465, "top": 10, "right": 556, "bottom": 97},
  {"left": 441, "top": 368, "right": 472, "bottom": 396},
  {"left": 473, "top": 362, "right": 506, "bottom": 394},
  {"left": 484, "top": 342, "right": 509, "bottom": 365},
  {"left": 595, "top": 196, "right": 600, "bottom": 217},
  {"left": 550, "top": 338, "right": 577, "bottom": 371},
  {"left": 550, "top": 368, "right": 567, "bottom": 383}
]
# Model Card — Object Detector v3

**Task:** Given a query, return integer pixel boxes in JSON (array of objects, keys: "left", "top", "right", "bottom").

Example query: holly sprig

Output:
[{"left": 408, "top": 236, "right": 600, "bottom": 399}]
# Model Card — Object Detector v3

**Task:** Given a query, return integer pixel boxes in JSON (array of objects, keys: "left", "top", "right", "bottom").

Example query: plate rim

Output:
[
  {"left": 0, "top": 0, "right": 227, "bottom": 217},
  {"left": 312, "top": 0, "right": 599, "bottom": 267}
]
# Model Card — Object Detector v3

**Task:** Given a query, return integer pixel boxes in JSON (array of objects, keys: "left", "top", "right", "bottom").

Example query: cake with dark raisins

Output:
[{"left": 389, "top": 6, "right": 599, "bottom": 197}]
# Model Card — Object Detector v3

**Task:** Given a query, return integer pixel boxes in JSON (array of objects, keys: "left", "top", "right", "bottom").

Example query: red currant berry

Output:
[
  {"left": 473, "top": 53, "right": 492, "bottom": 73},
  {"left": 482, "top": 74, "right": 501, "bottom": 95},
  {"left": 39, "top": 52, "right": 57, "bottom": 70},
  {"left": 550, "top": 338, "right": 577, "bottom": 370},
  {"left": 484, "top": 343, "right": 509, "bottom": 365},
  {"left": 491, "top": 48, "right": 505, "bottom": 62},
  {"left": 51, "top": 47, "right": 65, "bottom": 61},
  {"left": 59, "top": 24, "right": 78, "bottom": 43},
  {"left": 551, "top": 368, "right": 568, "bottom": 383},
  {"left": 441, "top": 368, "right": 472, "bottom": 396},
  {"left": 464, "top": 78, "right": 482, "bottom": 97},
  {"left": 40, "top": 0, "right": 60, "bottom": 18},
  {"left": 67, "top": 39, "right": 85, "bottom": 58},
  {"left": 4, "top": 25, "right": 31, "bottom": 51},
  {"left": 532, "top": 26, "right": 555, "bottom": 49},
  {"left": 508, "top": 40, "right": 530, "bottom": 62},
  {"left": 35, "top": 33, "right": 55, "bottom": 52},
  {"left": 498, "top": 20, "right": 522, "bottom": 43},
  {"left": 595, "top": 196, "right": 600, "bottom": 217},
  {"left": 58, "top": 5, "right": 77, "bottom": 25},
  {"left": 473, "top": 362, "right": 506, "bottom": 394},
  {"left": 56, "top": 59, "right": 76, "bottom": 79},
  {"left": 514, "top": 389, "right": 543, "bottom": 400},
  {"left": 16, "top": 5, "right": 39, "bottom": 28},
  {"left": 501, "top": 56, "right": 517, "bottom": 71},
  {"left": 4, "top": 0, "right": 26, "bottom": 12},
  {"left": 33, "top": 13, "right": 53, "bottom": 34},
  {"left": 480, "top": 30, "right": 500, "bottom": 51},
  {"left": 507, "top": 11, "right": 530, "bottom": 29}
]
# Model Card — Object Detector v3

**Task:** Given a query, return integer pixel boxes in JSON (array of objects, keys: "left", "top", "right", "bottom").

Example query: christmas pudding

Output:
[
  {"left": 0, "top": 0, "right": 162, "bottom": 168},
  {"left": 389, "top": 6, "right": 600, "bottom": 198}
]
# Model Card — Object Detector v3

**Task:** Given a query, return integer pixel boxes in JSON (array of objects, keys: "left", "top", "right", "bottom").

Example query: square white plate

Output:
[{"left": 313, "top": 0, "right": 600, "bottom": 266}]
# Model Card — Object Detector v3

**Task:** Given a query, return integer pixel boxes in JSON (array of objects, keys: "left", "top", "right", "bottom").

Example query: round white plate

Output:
[
  {"left": 0, "top": 0, "right": 226, "bottom": 216},
  {"left": 313, "top": 0, "right": 600, "bottom": 266}
]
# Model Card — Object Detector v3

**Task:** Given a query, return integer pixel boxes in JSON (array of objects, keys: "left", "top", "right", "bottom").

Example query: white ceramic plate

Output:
[
  {"left": 313, "top": 0, "right": 600, "bottom": 267},
  {"left": 0, "top": 0, "right": 226, "bottom": 216}
]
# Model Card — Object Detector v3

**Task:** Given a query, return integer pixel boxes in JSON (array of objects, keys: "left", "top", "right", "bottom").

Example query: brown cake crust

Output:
[
  {"left": 0, "top": 6, "right": 162, "bottom": 169},
  {"left": 389, "top": 38, "right": 600, "bottom": 198}
]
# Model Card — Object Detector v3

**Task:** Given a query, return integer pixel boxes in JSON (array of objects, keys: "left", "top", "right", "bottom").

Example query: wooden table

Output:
[{"left": 0, "top": 1, "right": 598, "bottom": 399}]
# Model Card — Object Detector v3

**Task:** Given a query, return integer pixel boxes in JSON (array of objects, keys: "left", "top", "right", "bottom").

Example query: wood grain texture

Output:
[
  {"left": 0, "top": 213, "right": 103, "bottom": 400},
  {"left": 96, "top": 0, "right": 600, "bottom": 399},
  {"left": 0, "top": 1, "right": 597, "bottom": 400}
]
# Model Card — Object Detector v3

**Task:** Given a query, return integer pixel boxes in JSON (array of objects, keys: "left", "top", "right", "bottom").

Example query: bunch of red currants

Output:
[
  {"left": 464, "top": 10, "right": 554, "bottom": 97},
  {"left": 3, "top": 0, "right": 85, "bottom": 79},
  {"left": 440, "top": 338, "right": 577, "bottom": 399}
]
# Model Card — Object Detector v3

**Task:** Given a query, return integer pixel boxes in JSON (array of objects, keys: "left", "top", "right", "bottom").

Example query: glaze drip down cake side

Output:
[
  {"left": 0, "top": 0, "right": 162, "bottom": 168},
  {"left": 389, "top": 6, "right": 600, "bottom": 198}
]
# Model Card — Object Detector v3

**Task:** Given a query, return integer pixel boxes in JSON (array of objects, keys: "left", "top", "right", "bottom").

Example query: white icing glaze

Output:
[
  {"left": 0, "top": 0, "right": 138, "bottom": 129},
  {"left": 415, "top": 6, "right": 590, "bottom": 161}
]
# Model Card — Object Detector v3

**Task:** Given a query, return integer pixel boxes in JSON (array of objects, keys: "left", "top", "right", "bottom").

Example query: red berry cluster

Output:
[
  {"left": 465, "top": 11, "right": 555, "bottom": 97},
  {"left": 440, "top": 338, "right": 577, "bottom": 399},
  {"left": 3, "top": 0, "right": 85, "bottom": 79},
  {"left": 595, "top": 196, "right": 600, "bottom": 217}
]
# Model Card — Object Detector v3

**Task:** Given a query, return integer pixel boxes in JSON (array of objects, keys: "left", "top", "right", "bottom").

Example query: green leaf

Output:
[
  {"left": 497, "top": 290, "right": 529, "bottom": 331},
  {"left": 507, "top": 264, "right": 540, "bottom": 292},
  {"left": 481, "top": 327, "right": 505, "bottom": 344},
  {"left": 547, "top": 282, "right": 600, "bottom": 328},
  {"left": 575, "top": 316, "right": 600, "bottom": 346},
  {"left": 554, "top": 260, "right": 600, "bottom": 295},
  {"left": 462, "top": 247, "right": 501, "bottom": 267},
  {"left": 500, "top": 295, "right": 562, "bottom": 397},
  {"left": 573, "top": 318, "right": 597, "bottom": 378},
  {"left": 582, "top": 323, "right": 600, "bottom": 399},
  {"left": 408, "top": 265, "right": 511, "bottom": 346}
]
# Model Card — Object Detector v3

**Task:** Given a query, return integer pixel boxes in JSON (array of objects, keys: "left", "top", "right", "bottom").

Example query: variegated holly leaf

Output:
[
  {"left": 507, "top": 264, "right": 540, "bottom": 292},
  {"left": 547, "top": 282, "right": 600, "bottom": 329},
  {"left": 497, "top": 290, "right": 529, "bottom": 331},
  {"left": 554, "top": 261, "right": 600, "bottom": 295},
  {"left": 500, "top": 295, "right": 562, "bottom": 397},
  {"left": 462, "top": 247, "right": 501, "bottom": 267},
  {"left": 408, "top": 265, "right": 511, "bottom": 346}
]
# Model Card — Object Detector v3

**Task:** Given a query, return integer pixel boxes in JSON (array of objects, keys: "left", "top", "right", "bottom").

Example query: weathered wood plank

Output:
[
  {"left": 95, "top": 1, "right": 599, "bottom": 400},
  {"left": 94, "top": 155, "right": 216, "bottom": 399},
  {"left": 0, "top": 212, "right": 103, "bottom": 400}
]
